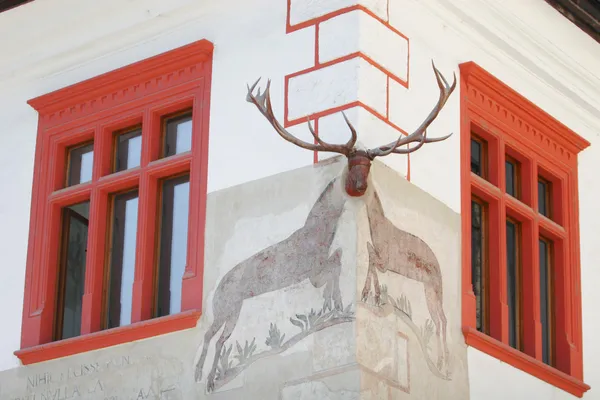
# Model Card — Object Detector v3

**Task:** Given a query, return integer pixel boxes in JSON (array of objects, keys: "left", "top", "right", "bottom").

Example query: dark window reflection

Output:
[
  {"left": 164, "top": 113, "right": 192, "bottom": 157},
  {"left": 538, "top": 179, "right": 550, "bottom": 218},
  {"left": 56, "top": 201, "right": 90, "bottom": 340},
  {"left": 156, "top": 175, "right": 190, "bottom": 317},
  {"left": 115, "top": 129, "right": 142, "bottom": 172},
  {"left": 106, "top": 191, "right": 139, "bottom": 329},
  {"left": 505, "top": 160, "right": 517, "bottom": 197},
  {"left": 471, "top": 200, "right": 485, "bottom": 333},
  {"left": 67, "top": 143, "right": 94, "bottom": 186},
  {"left": 539, "top": 238, "right": 553, "bottom": 365},
  {"left": 506, "top": 220, "right": 520, "bottom": 349},
  {"left": 471, "top": 139, "right": 482, "bottom": 176}
]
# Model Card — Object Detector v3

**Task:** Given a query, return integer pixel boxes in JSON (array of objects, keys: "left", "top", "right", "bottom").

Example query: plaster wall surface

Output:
[
  {"left": 0, "top": 157, "right": 466, "bottom": 399},
  {"left": 0, "top": 0, "right": 599, "bottom": 399}
]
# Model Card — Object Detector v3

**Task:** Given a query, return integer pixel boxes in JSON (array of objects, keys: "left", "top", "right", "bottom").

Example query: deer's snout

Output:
[{"left": 346, "top": 163, "right": 371, "bottom": 197}]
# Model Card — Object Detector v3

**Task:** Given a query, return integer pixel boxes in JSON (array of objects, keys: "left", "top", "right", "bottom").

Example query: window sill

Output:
[
  {"left": 15, "top": 310, "right": 201, "bottom": 365},
  {"left": 463, "top": 327, "right": 590, "bottom": 398}
]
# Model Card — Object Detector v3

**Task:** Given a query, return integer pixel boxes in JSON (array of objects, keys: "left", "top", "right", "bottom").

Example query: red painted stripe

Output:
[
  {"left": 286, "top": 52, "right": 407, "bottom": 89},
  {"left": 286, "top": 100, "right": 408, "bottom": 136},
  {"left": 386, "top": 76, "right": 390, "bottom": 119},
  {"left": 315, "top": 23, "right": 320, "bottom": 66},
  {"left": 287, "top": 4, "right": 408, "bottom": 42}
]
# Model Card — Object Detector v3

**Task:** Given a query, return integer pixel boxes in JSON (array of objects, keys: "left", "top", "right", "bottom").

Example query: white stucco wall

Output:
[{"left": 0, "top": 0, "right": 598, "bottom": 398}]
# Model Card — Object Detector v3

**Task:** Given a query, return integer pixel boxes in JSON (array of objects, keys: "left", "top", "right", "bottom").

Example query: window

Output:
[
  {"left": 505, "top": 155, "right": 520, "bottom": 198},
  {"left": 16, "top": 39, "right": 213, "bottom": 365},
  {"left": 470, "top": 135, "right": 486, "bottom": 177},
  {"left": 67, "top": 142, "right": 94, "bottom": 186},
  {"left": 505, "top": 218, "right": 521, "bottom": 350},
  {"left": 538, "top": 176, "right": 552, "bottom": 218},
  {"left": 56, "top": 201, "right": 90, "bottom": 341},
  {"left": 470, "top": 197, "right": 488, "bottom": 334},
  {"left": 105, "top": 190, "right": 138, "bottom": 329},
  {"left": 156, "top": 174, "right": 191, "bottom": 318},
  {"left": 460, "top": 62, "right": 590, "bottom": 397},
  {"left": 114, "top": 126, "right": 142, "bottom": 172}
]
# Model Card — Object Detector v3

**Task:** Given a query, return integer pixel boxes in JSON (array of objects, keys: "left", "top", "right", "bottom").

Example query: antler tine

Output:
[
  {"left": 367, "top": 61, "right": 456, "bottom": 158},
  {"left": 246, "top": 78, "right": 356, "bottom": 156},
  {"left": 306, "top": 112, "right": 357, "bottom": 149},
  {"left": 341, "top": 111, "right": 358, "bottom": 148},
  {"left": 307, "top": 117, "right": 332, "bottom": 147},
  {"left": 246, "top": 77, "right": 262, "bottom": 103},
  {"left": 246, "top": 78, "right": 321, "bottom": 152},
  {"left": 391, "top": 131, "right": 454, "bottom": 154}
]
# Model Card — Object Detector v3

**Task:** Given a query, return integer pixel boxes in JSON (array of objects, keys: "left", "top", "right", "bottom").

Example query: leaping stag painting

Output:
[
  {"left": 362, "top": 188, "right": 449, "bottom": 372},
  {"left": 195, "top": 175, "right": 350, "bottom": 392}
]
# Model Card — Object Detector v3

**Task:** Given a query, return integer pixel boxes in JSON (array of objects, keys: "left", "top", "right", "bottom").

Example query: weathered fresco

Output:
[
  {"left": 0, "top": 157, "right": 467, "bottom": 399},
  {"left": 361, "top": 187, "right": 448, "bottom": 372},
  {"left": 191, "top": 155, "right": 359, "bottom": 397},
  {"left": 356, "top": 160, "right": 468, "bottom": 398},
  {"left": 195, "top": 168, "right": 353, "bottom": 392}
]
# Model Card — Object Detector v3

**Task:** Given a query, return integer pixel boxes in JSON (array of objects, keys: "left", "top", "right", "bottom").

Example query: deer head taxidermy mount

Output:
[{"left": 246, "top": 61, "right": 456, "bottom": 197}]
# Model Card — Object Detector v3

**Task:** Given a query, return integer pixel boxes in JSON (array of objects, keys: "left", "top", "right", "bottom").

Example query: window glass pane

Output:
[
  {"left": 67, "top": 143, "right": 94, "bottom": 186},
  {"left": 506, "top": 220, "right": 520, "bottom": 349},
  {"left": 471, "top": 200, "right": 485, "bottom": 332},
  {"left": 538, "top": 179, "right": 550, "bottom": 217},
  {"left": 156, "top": 175, "right": 190, "bottom": 317},
  {"left": 471, "top": 139, "right": 482, "bottom": 176},
  {"left": 164, "top": 113, "right": 192, "bottom": 157},
  {"left": 505, "top": 160, "right": 516, "bottom": 197},
  {"left": 539, "top": 238, "right": 553, "bottom": 365},
  {"left": 115, "top": 129, "right": 142, "bottom": 172},
  {"left": 106, "top": 191, "right": 139, "bottom": 329},
  {"left": 57, "top": 201, "right": 90, "bottom": 340}
]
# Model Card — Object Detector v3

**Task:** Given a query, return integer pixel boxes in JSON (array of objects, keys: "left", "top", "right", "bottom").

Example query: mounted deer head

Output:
[{"left": 246, "top": 61, "right": 456, "bottom": 197}]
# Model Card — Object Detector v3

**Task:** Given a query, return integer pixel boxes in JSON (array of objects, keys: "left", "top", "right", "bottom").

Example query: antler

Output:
[
  {"left": 246, "top": 78, "right": 357, "bottom": 156},
  {"left": 367, "top": 61, "right": 456, "bottom": 158}
]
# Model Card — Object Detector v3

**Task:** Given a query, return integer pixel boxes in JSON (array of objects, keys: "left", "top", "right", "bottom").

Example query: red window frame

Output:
[
  {"left": 460, "top": 62, "right": 590, "bottom": 397},
  {"left": 15, "top": 39, "right": 213, "bottom": 364}
]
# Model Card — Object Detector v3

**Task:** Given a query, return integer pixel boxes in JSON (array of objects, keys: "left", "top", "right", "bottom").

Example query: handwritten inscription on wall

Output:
[
  {"left": 26, "top": 356, "right": 131, "bottom": 390},
  {"left": 10, "top": 355, "right": 181, "bottom": 400}
]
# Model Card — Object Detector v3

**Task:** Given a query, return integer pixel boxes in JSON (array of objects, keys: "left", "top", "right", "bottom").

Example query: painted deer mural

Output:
[
  {"left": 245, "top": 61, "right": 456, "bottom": 371},
  {"left": 362, "top": 189, "right": 449, "bottom": 370},
  {"left": 195, "top": 176, "right": 348, "bottom": 391}
]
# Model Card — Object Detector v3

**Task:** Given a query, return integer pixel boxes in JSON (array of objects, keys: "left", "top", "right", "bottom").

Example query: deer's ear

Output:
[
  {"left": 329, "top": 248, "right": 343, "bottom": 263},
  {"left": 367, "top": 242, "right": 379, "bottom": 258}
]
